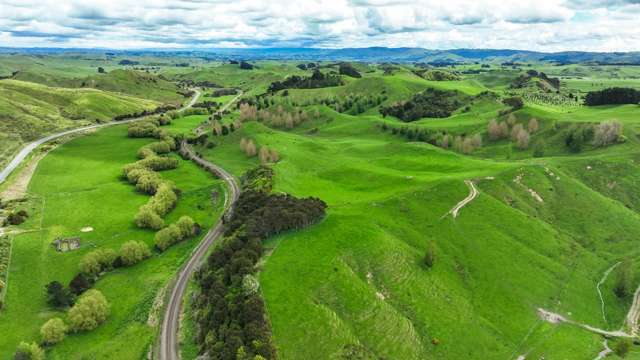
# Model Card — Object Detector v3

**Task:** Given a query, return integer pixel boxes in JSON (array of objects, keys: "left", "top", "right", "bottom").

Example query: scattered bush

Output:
[
  {"left": 68, "top": 289, "right": 110, "bottom": 332},
  {"left": 119, "top": 241, "right": 151, "bottom": 266},
  {"left": 14, "top": 342, "right": 44, "bottom": 360},
  {"left": 593, "top": 120, "right": 623, "bottom": 147},
  {"left": 40, "top": 318, "right": 67, "bottom": 345}
]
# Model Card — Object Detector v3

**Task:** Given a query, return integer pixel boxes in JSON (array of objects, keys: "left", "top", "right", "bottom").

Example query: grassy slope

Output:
[
  {"left": 0, "top": 79, "right": 160, "bottom": 169},
  {"left": 0, "top": 120, "right": 222, "bottom": 359},
  {"left": 192, "top": 70, "right": 640, "bottom": 359}
]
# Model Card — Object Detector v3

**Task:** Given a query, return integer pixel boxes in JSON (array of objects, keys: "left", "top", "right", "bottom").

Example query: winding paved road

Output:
[
  {"left": 160, "top": 89, "right": 243, "bottom": 360},
  {"left": 0, "top": 89, "right": 201, "bottom": 184},
  {"left": 160, "top": 142, "right": 240, "bottom": 360}
]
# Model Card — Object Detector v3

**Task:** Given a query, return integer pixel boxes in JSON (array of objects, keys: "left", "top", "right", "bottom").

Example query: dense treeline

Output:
[
  {"left": 380, "top": 88, "right": 467, "bottom": 121},
  {"left": 210, "top": 88, "right": 238, "bottom": 97},
  {"left": 584, "top": 87, "right": 640, "bottom": 106},
  {"left": 378, "top": 123, "right": 483, "bottom": 154},
  {"left": 268, "top": 69, "right": 343, "bottom": 92},
  {"left": 192, "top": 166, "right": 326, "bottom": 360},
  {"left": 113, "top": 104, "right": 177, "bottom": 121},
  {"left": 338, "top": 63, "right": 362, "bottom": 78}
]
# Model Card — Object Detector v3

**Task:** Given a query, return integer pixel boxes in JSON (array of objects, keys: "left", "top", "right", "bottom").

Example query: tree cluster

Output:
[
  {"left": 584, "top": 87, "right": 640, "bottom": 106},
  {"left": 192, "top": 166, "right": 326, "bottom": 360},
  {"left": 239, "top": 103, "right": 312, "bottom": 129},
  {"left": 338, "top": 63, "right": 362, "bottom": 78},
  {"left": 154, "top": 216, "right": 197, "bottom": 251},
  {"left": 380, "top": 88, "right": 467, "bottom": 121},
  {"left": 268, "top": 69, "right": 343, "bottom": 92},
  {"left": 67, "top": 289, "right": 110, "bottom": 332}
]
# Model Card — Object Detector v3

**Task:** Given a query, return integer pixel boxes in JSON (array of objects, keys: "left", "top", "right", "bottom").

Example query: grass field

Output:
[
  {"left": 2, "top": 57, "right": 640, "bottom": 359},
  {"left": 184, "top": 62, "right": 640, "bottom": 359},
  {"left": 0, "top": 119, "right": 223, "bottom": 359},
  {"left": 0, "top": 79, "right": 161, "bottom": 170}
]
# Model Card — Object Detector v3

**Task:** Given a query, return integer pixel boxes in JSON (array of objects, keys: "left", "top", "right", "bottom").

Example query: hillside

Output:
[{"left": 0, "top": 79, "right": 159, "bottom": 169}]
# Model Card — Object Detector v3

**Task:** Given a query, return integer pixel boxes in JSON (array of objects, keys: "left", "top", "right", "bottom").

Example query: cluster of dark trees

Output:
[
  {"left": 113, "top": 105, "right": 177, "bottom": 122},
  {"left": 178, "top": 80, "right": 223, "bottom": 88},
  {"left": 210, "top": 88, "right": 238, "bottom": 97},
  {"left": 338, "top": 63, "right": 362, "bottom": 78},
  {"left": 45, "top": 273, "right": 92, "bottom": 309},
  {"left": 3, "top": 210, "right": 28, "bottom": 226},
  {"left": 564, "top": 124, "right": 594, "bottom": 152},
  {"left": 296, "top": 63, "right": 317, "bottom": 70},
  {"left": 268, "top": 69, "right": 343, "bottom": 92},
  {"left": 239, "top": 61, "right": 254, "bottom": 70},
  {"left": 380, "top": 88, "right": 466, "bottom": 121},
  {"left": 192, "top": 166, "right": 326, "bottom": 360},
  {"left": 379, "top": 122, "right": 438, "bottom": 143},
  {"left": 584, "top": 87, "right": 640, "bottom": 106},
  {"left": 118, "top": 59, "right": 139, "bottom": 65},
  {"left": 192, "top": 101, "right": 221, "bottom": 111},
  {"left": 502, "top": 96, "right": 524, "bottom": 110}
]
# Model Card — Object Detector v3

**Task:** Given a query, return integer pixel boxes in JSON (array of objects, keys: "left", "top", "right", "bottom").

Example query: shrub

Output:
[
  {"left": 135, "top": 205, "right": 165, "bottom": 230},
  {"left": 615, "top": 339, "right": 631, "bottom": 358},
  {"left": 148, "top": 183, "right": 178, "bottom": 216},
  {"left": 515, "top": 129, "right": 530, "bottom": 149},
  {"left": 68, "top": 290, "right": 110, "bottom": 332},
  {"left": 68, "top": 273, "right": 92, "bottom": 295},
  {"left": 503, "top": 96, "right": 524, "bottom": 110},
  {"left": 119, "top": 241, "right": 151, "bottom": 266},
  {"left": 176, "top": 216, "right": 195, "bottom": 238},
  {"left": 45, "top": 281, "right": 73, "bottom": 308},
  {"left": 533, "top": 140, "right": 546, "bottom": 157},
  {"left": 79, "top": 249, "right": 117, "bottom": 277},
  {"left": 40, "top": 318, "right": 67, "bottom": 345},
  {"left": 155, "top": 224, "right": 183, "bottom": 251},
  {"left": 14, "top": 342, "right": 44, "bottom": 360},
  {"left": 424, "top": 242, "right": 436, "bottom": 268},
  {"left": 528, "top": 118, "right": 539, "bottom": 133},
  {"left": 593, "top": 120, "right": 623, "bottom": 147}
]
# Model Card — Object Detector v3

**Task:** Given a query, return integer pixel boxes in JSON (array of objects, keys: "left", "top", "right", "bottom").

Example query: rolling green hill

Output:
[{"left": 0, "top": 79, "right": 159, "bottom": 169}]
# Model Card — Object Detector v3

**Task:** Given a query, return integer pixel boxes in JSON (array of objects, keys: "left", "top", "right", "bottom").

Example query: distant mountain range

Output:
[{"left": 2, "top": 47, "right": 640, "bottom": 64}]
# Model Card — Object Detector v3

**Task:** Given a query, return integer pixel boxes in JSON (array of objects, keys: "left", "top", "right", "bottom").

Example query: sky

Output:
[{"left": 0, "top": 0, "right": 639, "bottom": 52}]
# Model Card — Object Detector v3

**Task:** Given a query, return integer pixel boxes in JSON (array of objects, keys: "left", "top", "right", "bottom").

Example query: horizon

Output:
[{"left": 1, "top": 1, "right": 639, "bottom": 52}]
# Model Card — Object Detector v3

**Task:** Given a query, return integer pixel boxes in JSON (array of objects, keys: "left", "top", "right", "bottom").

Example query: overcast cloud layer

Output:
[{"left": 0, "top": 0, "right": 639, "bottom": 51}]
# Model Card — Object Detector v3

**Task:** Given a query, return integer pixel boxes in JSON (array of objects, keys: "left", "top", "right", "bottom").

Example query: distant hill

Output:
[{"left": 3, "top": 47, "right": 640, "bottom": 65}]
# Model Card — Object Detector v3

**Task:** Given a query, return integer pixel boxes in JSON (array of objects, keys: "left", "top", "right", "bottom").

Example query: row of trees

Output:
[
  {"left": 240, "top": 138, "right": 281, "bottom": 164},
  {"left": 155, "top": 216, "right": 198, "bottom": 251},
  {"left": 192, "top": 166, "right": 327, "bottom": 360},
  {"left": 487, "top": 116, "right": 539, "bottom": 150},
  {"left": 239, "top": 103, "right": 313, "bottom": 129},
  {"left": 16, "top": 289, "right": 110, "bottom": 358}
]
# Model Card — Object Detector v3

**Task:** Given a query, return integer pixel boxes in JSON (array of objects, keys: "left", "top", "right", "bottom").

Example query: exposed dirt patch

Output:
[{"left": 80, "top": 226, "right": 94, "bottom": 233}]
